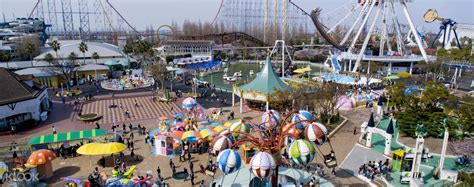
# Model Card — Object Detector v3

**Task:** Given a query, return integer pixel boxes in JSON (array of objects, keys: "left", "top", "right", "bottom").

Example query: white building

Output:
[
  {"left": 35, "top": 40, "right": 133, "bottom": 65},
  {"left": 158, "top": 40, "right": 214, "bottom": 57},
  {"left": 0, "top": 68, "right": 49, "bottom": 131}
]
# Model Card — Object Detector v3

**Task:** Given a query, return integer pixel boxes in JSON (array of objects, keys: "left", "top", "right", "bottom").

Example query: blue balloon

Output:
[{"left": 216, "top": 149, "right": 242, "bottom": 174}]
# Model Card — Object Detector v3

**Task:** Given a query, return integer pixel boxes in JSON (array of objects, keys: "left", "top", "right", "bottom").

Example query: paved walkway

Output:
[
  {"left": 315, "top": 107, "right": 372, "bottom": 186},
  {"left": 80, "top": 96, "right": 180, "bottom": 124},
  {"left": 340, "top": 144, "right": 388, "bottom": 176}
]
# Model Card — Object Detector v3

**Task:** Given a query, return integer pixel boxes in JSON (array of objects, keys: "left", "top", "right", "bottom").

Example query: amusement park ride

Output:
[
  {"left": 423, "top": 9, "right": 463, "bottom": 49},
  {"left": 291, "top": 0, "right": 433, "bottom": 73},
  {"left": 212, "top": 110, "right": 336, "bottom": 186}
]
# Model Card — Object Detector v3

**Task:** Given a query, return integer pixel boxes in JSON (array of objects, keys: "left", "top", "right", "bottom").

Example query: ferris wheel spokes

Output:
[
  {"left": 390, "top": 1, "right": 405, "bottom": 55},
  {"left": 353, "top": 0, "right": 383, "bottom": 72},
  {"left": 348, "top": 0, "right": 377, "bottom": 54},
  {"left": 340, "top": 2, "right": 370, "bottom": 47},
  {"left": 327, "top": 5, "right": 361, "bottom": 34}
]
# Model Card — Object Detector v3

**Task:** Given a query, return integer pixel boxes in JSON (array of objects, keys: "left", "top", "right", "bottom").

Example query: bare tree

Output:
[
  {"left": 14, "top": 35, "right": 41, "bottom": 62},
  {"left": 312, "top": 83, "right": 348, "bottom": 124}
]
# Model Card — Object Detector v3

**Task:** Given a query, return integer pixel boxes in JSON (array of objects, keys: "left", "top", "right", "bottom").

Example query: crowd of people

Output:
[{"left": 358, "top": 159, "right": 392, "bottom": 180}]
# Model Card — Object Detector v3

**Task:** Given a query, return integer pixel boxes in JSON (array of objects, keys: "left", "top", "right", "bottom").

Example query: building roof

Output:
[
  {"left": 35, "top": 40, "right": 126, "bottom": 60},
  {"left": 367, "top": 112, "right": 375, "bottom": 127},
  {"left": 0, "top": 68, "right": 44, "bottom": 105},
  {"left": 74, "top": 64, "right": 110, "bottom": 71},
  {"left": 0, "top": 61, "right": 52, "bottom": 69},
  {"left": 239, "top": 57, "right": 291, "bottom": 95},
  {"left": 386, "top": 119, "right": 394, "bottom": 134},
  {"left": 15, "top": 67, "right": 57, "bottom": 77}
]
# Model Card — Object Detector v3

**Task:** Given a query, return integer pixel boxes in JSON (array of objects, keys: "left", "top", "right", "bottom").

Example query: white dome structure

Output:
[{"left": 34, "top": 40, "right": 128, "bottom": 61}]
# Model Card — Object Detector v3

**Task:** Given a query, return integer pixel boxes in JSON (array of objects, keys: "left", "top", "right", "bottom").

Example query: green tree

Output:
[
  {"left": 0, "top": 52, "right": 11, "bottom": 69},
  {"left": 149, "top": 61, "right": 169, "bottom": 90},
  {"left": 14, "top": 35, "right": 40, "bottom": 61},
  {"left": 49, "top": 40, "right": 61, "bottom": 62},
  {"left": 453, "top": 95, "right": 474, "bottom": 140},
  {"left": 78, "top": 41, "right": 88, "bottom": 65},
  {"left": 24, "top": 41, "right": 36, "bottom": 67},
  {"left": 44, "top": 53, "right": 54, "bottom": 66},
  {"left": 92, "top": 52, "right": 100, "bottom": 79},
  {"left": 68, "top": 52, "right": 77, "bottom": 65},
  {"left": 123, "top": 39, "right": 134, "bottom": 57}
]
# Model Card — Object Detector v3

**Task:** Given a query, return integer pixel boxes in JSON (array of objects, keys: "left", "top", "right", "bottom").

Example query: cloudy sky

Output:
[{"left": 1, "top": 0, "right": 473, "bottom": 32}]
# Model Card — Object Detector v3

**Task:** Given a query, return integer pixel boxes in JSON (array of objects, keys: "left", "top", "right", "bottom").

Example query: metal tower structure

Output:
[
  {"left": 216, "top": 0, "right": 311, "bottom": 44},
  {"left": 61, "top": 0, "right": 74, "bottom": 39},
  {"left": 29, "top": 0, "right": 141, "bottom": 42}
]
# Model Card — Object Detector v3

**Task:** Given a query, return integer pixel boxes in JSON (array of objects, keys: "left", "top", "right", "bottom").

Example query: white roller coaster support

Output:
[
  {"left": 389, "top": 2, "right": 404, "bottom": 54},
  {"left": 401, "top": 1, "right": 429, "bottom": 62},
  {"left": 348, "top": 0, "right": 377, "bottom": 53},
  {"left": 328, "top": 6, "right": 359, "bottom": 34},
  {"left": 352, "top": 3, "right": 382, "bottom": 72},
  {"left": 340, "top": 2, "right": 369, "bottom": 46}
]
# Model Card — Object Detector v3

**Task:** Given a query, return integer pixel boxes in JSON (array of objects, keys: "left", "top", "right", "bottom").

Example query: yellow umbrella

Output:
[
  {"left": 200, "top": 129, "right": 216, "bottom": 138},
  {"left": 213, "top": 125, "right": 225, "bottom": 133},
  {"left": 293, "top": 67, "right": 312, "bottom": 74},
  {"left": 181, "top": 130, "right": 202, "bottom": 140},
  {"left": 77, "top": 142, "right": 126, "bottom": 155}
]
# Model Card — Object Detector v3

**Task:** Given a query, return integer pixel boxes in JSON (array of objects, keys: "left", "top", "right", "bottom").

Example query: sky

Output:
[{"left": 1, "top": 0, "right": 473, "bottom": 33}]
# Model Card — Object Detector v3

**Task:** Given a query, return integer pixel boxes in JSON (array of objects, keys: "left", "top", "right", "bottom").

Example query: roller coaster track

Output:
[{"left": 177, "top": 32, "right": 268, "bottom": 47}]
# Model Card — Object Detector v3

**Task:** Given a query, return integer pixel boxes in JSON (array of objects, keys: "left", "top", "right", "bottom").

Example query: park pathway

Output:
[{"left": 318, "top": 107, "right": 373, "bottom": 186}]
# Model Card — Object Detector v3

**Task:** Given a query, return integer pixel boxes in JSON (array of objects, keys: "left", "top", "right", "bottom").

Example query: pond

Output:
[{"left": 199, "top": 62, "right": 328, "bottom": 91}]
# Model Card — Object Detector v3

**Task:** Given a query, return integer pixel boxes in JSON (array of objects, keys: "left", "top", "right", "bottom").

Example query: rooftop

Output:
[
  {"left": 35, "top": 40, "right": 126, "bottom": 60},
  {"left": 0, "top": 68, "right": 45, "bottom": 105},
  {"left": 239, "top": 57, "right": 291, "bottom": 95}
]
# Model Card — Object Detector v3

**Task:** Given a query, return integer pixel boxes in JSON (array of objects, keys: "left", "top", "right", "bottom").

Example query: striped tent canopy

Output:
[{"left": 28, "top": 129, "right": 107, "bottom": 146}]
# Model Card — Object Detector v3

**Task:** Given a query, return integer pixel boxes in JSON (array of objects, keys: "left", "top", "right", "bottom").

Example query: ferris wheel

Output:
[{"left": 291, "top": 0, "right": 430, "bottom": 72}]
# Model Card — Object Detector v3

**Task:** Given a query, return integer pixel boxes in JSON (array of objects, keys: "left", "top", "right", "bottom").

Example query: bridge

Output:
[{"left": 177, "top": 32, "right": 268, "bottom": 47}]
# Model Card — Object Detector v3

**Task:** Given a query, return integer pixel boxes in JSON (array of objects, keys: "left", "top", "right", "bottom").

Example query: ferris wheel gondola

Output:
[{"left": 305, "top": 122, "right": 338, "bottom": 168}]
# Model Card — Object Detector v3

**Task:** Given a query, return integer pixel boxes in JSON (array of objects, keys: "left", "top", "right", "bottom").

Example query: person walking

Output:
[
  {"left": 189, "top": 161, "right": 194, "bottom": 173},
  {"left": 156, "top": 166, "right": 161, "bottom": 180},
  {"left": 183, "top": 168, "right": 188, "bottom": 181},
  {"left": 353, "top": 126, "right": 357, "bottom": 135},
  {"left": 190, "top": 172, "right": 195, "bottom": 185},
  {"left": 52, "top": 125, "right": 57, "bottom": 134}
]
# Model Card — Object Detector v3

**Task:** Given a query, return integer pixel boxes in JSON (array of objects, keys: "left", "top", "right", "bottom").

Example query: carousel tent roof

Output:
[{"left": 239, "top": 57, "right": 290, "bottom": 95}]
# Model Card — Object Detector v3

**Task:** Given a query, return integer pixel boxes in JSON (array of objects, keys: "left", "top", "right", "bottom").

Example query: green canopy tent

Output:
[
  {"left": 233, "top": 57, "right": 291, "bottom": 113},
  {"left": 118, "top": 60, "right": 129, "bottom": 67},
  {"left": 104, "top": 59, "right": 120, "bottom": 66},
  {"left": 29, "top": 129, "right": 108, "bottom": 149}
]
